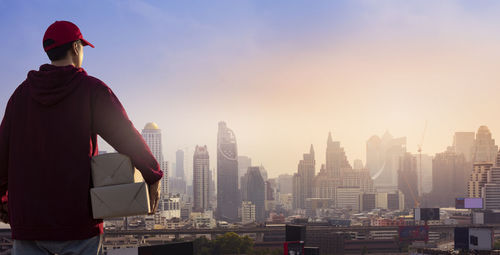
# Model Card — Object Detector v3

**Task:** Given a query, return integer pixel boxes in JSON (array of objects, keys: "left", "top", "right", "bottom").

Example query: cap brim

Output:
[{"left": 81, "top": 38, "right": 94, "bottom": 48}]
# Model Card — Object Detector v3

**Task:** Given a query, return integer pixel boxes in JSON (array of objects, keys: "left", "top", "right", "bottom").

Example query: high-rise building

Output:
[
  {"left": 277, "top": 174, "right": 293, "bottom": 194},
  {"left": 326, "top": 132, "right": 351, "bottom": 178},
  {"left": 472, "top": 126, "right": 498, "bottom": 163},
  {"left": 176, "top": 150, "right": 185, "bottom": 179},
  {"left": 469, "top": 162, "right": 493, "bottom": 198},
  {"left": 244, "top": 166, "right": 266, "bottom": 222},
  {"left": 483, "top": 152, "right": 500, "bottom": 209},
  {"left": 336, "top": 187, "right": 361, "bottom": 212},
  {"left": 431, "top": 150, "right": 467, "bottom": 207},
  {"left": 453, "top": 132, "right": 475, "bottom": 162},
  {"left": 366, "top": 132, "right": 406, "bottom": 187},
  {"left": 241, "top": 201, "right": 256, "bottom": 224},
  {"left": 313, "top": 165, "right": 340, "bottom": 200},
  {"left": 142, "top": 122, "right": 168, "bottom": 197},
  {"left": 193, "top": 145, "right": 210, "bottom": 212},
  {"left": 353, "top": 159, "right": 364, "bottom": 170},
  {"left": 359, "top": 193, "right": 376, "bottom": 212},
  {"left": 341, "top": 168, "right": 374, "bottom": 193},
  {"left": 415, "top": 154, "right": 433, "bottom": 195},
  {"left": 292, "top": 145, "right": 315, "bottom": 209},
  {"left": 216, "top": 122, "right": 239, "bottom": 221},
  {"left": 397, "top": 153, "right": 418, "bottom": 209},
  {"left": 238, "top": 156, "right": 252, "bottom": 188}
]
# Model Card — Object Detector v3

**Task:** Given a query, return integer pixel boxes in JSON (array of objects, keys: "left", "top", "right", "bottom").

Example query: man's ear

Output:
[{"left": 71, "top": 41, "right": 80, "bottom": 56}]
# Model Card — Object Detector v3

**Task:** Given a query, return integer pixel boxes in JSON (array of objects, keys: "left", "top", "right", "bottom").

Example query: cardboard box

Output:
[
  {"left": 91, "top": 182, "right": 150, "bottom": 219},
  {"left": 91, "top": 153, "right": 135, "bottom": 187}
]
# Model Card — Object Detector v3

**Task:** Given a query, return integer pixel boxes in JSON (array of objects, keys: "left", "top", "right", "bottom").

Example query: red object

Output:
[
  {"left": 0, "top": 64, "right": 163, "bottom": 240},
  {"left": 43, "top": 21, "right": 94, "bottom": 51},
  {"left": 398, "top": 225, "right": 429, "bottom": 242}
]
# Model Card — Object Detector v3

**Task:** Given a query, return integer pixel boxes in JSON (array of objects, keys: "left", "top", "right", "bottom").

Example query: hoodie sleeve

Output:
[
  {"left": 91, "top": 81, "right": 163, "bottom": 185},
  {"left": 0, "top": 97, "right": 12, "bottom": 196}
]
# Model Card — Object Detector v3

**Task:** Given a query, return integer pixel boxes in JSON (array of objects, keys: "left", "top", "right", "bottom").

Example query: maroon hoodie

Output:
[{"left": 0, "top": 64, "right": 163, "bottom": 240}]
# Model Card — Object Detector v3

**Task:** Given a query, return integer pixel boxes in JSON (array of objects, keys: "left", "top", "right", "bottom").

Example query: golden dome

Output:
[{"left": 144, "top": 122, "right": 160, "bottom": 130}]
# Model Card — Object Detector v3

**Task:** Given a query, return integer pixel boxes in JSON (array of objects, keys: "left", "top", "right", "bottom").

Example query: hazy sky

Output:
[{"left": 2, "top": 1, "right": 500, "bottom": 179}]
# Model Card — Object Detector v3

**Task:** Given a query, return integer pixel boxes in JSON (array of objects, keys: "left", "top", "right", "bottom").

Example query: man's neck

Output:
[{"left": 51, "top": 58, "right": 75, "bottom": 67}]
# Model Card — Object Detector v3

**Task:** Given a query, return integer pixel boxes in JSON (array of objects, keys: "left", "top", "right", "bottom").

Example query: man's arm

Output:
[
  {"left": 91, "top": 83, "right": 163, "bottom": 185},
  {"left": 0, "top": 98, "right": 12, "bottom": 223},
  {"left": 0, "top": 98, "right": 12, "bottom": 197}
]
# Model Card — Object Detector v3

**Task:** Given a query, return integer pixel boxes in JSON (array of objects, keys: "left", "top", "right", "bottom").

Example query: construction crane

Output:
[{"left": 416, "top": 121, "right": 428, "bottom": 208}]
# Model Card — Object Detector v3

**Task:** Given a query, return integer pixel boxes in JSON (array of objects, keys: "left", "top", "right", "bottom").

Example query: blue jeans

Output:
[{"left": 12, "top": 235, "right": 102, "bottom": 255}]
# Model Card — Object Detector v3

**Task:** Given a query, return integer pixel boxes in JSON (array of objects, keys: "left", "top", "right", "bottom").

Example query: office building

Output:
[
  {"left": 238, "top": 156, "right": 252, "bottom": 188},
  {"left": 244, "top": 167, "right": 266, "bottom": 222},
  {"left": 326, "top": 132, "right": 351, "bottom": 178},
  {"left": 142, "top": 122, "right": 168, "bottom": 197},
  {"left": 453, "top": 132, "right": 475, "bottom": 162},
  {"left": 341, "top": 168, "right": 374, "bottom": 193},
  {"left": 472, "top": 125, "right": 498, "bottom": 163},
  {"left": 176, "top": 150, "right": 184, "bottom": 179},
  {"left": 216, "top": 122, "right": 240, "bottom": 221},
  {"left": 193, "top": 145, "right": 210, "bottom": 212},
  {"left": 398, "top": 153, "right": 418, "bottom": 209},
  {"left": 483, "top": 151, "right": 500, "bottom": 210},
  {"left": 336, "top": 187, "right": 361, "bottom": 212},
  {"left": 292, "top": 145, "right": 316, "bottom": 209},
  {"left": 469, "top": 162, "right": 493, "bottom": 198},
  {"left": 241, "top": 201, "right": 256, "bottom": 224},
  {"left": 366, "top": 132, "right": 406, "bottom": 187},
  {"left": 432, "top": 150, "right": 467, "bottom": 207}
]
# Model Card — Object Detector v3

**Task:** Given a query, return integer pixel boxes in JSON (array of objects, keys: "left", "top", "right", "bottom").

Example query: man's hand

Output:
[
  {"left": 148, "top": 180, "right": 161, "bottom": 215},
  {"left": 0, "top": 202, "right": 8, "bottom": 224}
]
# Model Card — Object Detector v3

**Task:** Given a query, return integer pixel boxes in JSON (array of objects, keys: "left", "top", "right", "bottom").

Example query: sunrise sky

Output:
[{"left": 2, "top": 0, "right": 500, "bottom": 179}]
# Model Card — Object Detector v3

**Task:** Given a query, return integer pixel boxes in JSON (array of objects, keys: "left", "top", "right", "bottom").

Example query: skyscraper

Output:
[
  {"left": 216, "top": 122, "right": 239, "bottom": 221},
  {"left": 142, "top": 122, "right": 168, "bottom": 197},
  {"left": 468, "top": 162, "right": 493, "bottom": 198},
  {"left": 193, "top": 145, "right": 210, "bottom": 212},
  {"left": 366, "top": 131, "right": 406, "bottom": 187},
  {"left": 472, "top": 126, "right": 498, "bottom": 163},
  {"left": 326, "top": 132, "right": 351, "bottom": 178},
  {"left": 238, "top": 156, "right": 252, "bottom": 188},
  {"left": 398, "top": 152, "right": 418, "bottom": 209},
  {"left": 292, "top": 145, "right": 315, "bottom": 209},
  {"left": 244, "top": 166, "right": 266, "bottom": 222},
  {"left": 483, "top": 151, "right": 500, "bottom": 209},
  {"left": 431, "top": 150, "right": 467, "bottom": 207},
  {"left": 453, "top": 132, "right": 475, "bottom": 162},
  {"left": 176, "top": 150, "right": 185, "bottom": 179}
]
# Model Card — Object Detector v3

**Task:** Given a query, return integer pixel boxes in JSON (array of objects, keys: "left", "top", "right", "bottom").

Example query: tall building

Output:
[
  {"left": 238, "top": 156, "right": 252, "bottom": 188},
  {"left": 415, "top": 154, "right": 433, "bottom": 195},
  {"left": 453, "top": 132, "right": 475, "bottom": 162},
  {"left": 193, "top": 145, "right": 210, "bottom": 212},
  {"left": 142, "top": 122, "right": 168, "bottom": 197},
  {"left": 397, "top": 153, "right": 418, "bottom": 209},
  {"left": 469, "top": 162, "right": 493, "bottom": 198},
  {"left": 431, "top": 150, "right": 467, "bottom": 207},
  {"left": 292, "top": 145, "right": 315, "bottom": 209},
  {"left": 216, "top": 122, "right": 239, "bottom": 221},
  {"left": 176, "top": 150, "right": 185, "bottom": 179},
  {"left": 366, "top": 132, "right": 406, "bottom": 187},
  {"left": 336, "top": 187, "right": 361, "bottom": 212},
  {"left": 326, "top": 132, "right": 351, "bottom": 178},
  {"left": 472, "top": 126, "right": 498, "bottom": 163},
  {"left": 313, "top": 165, "right": 340, "bottom": 200},
  {"left": 244, "top": 167, "right": 266, "bottom": 222},
  {"left": 341, "top": 168, "right": 374, "bottom": 193},
  {"left": 241, "top": 201, "right": 256, "bottom": 224},
  {"left": 277, "top": 174, "right": 293, "bottom": 194},
  {"left": 483, "top": 151, "right": 500, "bottom": 209},
  {"left": 353, "top": 159, "right": 364, "bottom": 170}
]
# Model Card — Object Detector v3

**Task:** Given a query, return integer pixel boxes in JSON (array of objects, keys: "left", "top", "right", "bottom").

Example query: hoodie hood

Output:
[{"left": 27, "top": 64, "right": 87, "bottom": 106}]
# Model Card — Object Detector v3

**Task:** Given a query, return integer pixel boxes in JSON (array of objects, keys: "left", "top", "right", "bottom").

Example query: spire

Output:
[
  {"left": 310, "top": 144, "right": 315, "bottom": 155},
  {"left": 328, "top": 131, "right": 333, "bottom": 144}
]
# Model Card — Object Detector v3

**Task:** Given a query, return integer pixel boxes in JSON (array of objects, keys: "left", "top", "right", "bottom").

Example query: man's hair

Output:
[{"left": 43, "top": 39, "right": 80, "bottom": 61}]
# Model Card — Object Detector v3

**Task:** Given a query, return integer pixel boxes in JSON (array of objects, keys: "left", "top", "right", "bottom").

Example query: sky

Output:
[{"left": 2, "top": 0, "right": 500, "bottom": 179}]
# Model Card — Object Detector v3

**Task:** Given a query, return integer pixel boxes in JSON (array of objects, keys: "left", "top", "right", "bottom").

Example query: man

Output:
[{"left": 0, "top": 21, "right": 163, "bottom": 254}]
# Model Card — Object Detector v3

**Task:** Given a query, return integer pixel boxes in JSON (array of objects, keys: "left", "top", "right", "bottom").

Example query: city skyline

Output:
[{"left": 4, "top": 1, "right": 500, "bottom": 178}]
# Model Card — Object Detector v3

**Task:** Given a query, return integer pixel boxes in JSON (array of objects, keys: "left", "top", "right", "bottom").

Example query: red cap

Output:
[{"left": 43, "top": 21, "right": 94, "bottom": 52}]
